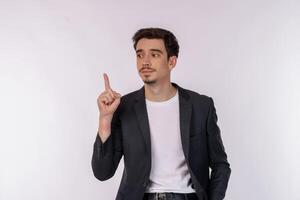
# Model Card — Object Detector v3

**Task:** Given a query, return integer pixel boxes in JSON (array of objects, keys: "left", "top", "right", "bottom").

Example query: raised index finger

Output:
[{"left": 103, "top": 73, "right": 111, "bottom": 90}]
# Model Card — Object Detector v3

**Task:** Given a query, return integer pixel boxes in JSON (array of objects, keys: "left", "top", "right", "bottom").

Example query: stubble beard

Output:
[
  {"left": 143, "top": 76, "right": 156, "bottom": 85},
  {"left": 143, "top": 79, "right": 156, "bottom": 85}
]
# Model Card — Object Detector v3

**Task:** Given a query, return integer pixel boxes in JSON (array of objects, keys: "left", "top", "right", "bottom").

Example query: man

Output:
[{"left": 92, "top": 28, "right": 231, "bottom": 200}]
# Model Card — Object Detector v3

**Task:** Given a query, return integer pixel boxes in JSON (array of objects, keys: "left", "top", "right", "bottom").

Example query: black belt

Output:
[{"left": 143, "top": 192, "right": 198, "bottom": 200}]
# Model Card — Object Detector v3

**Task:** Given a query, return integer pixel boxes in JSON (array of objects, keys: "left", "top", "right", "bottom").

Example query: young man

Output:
[{"left": 92, "top": 28, "right": 231, "bottom": 200}]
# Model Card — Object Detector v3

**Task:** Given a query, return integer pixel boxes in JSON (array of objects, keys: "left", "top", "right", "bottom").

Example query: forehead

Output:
[{"left": 136, "top": 38, "right": 166, "bottom": 52}]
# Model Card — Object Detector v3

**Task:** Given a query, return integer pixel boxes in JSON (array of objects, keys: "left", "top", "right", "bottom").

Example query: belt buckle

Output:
[{"left": 155, "top": 193, "right": 167, "bottom": 200}]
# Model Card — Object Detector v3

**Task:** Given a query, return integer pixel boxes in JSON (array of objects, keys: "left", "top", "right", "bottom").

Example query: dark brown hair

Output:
[{"left": 132, "top": 27, "right": 179, "bottom": 59}]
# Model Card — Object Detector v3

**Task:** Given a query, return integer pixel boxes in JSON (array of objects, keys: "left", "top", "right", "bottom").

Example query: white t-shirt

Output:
[{"left": 144, "top": 89, "right": 195, "bottom": 193}]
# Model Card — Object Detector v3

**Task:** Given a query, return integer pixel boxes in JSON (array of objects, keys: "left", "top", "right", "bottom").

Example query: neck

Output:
[{"left": 144, "top": 80, "right": 177, "bottom": 102}]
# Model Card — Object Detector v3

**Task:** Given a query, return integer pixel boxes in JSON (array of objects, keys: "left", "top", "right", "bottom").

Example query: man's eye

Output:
[
  {"left": 152, "top": 54, "right": 159, "bottom": 57},
  {"left": 137, "top": 54, "right": 142, "bottom": 58}
]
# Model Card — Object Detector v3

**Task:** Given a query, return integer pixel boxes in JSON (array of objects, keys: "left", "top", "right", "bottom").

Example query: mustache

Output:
[{"left": 139, "top": 67, "right": 155, "bottom": 72}]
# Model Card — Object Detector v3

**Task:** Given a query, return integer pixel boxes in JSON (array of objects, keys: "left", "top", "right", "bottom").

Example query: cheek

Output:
[
  {"left": 136, "top": 60, "right": 142, "bottom": 69},
  {"left": 160, "top": 60, "right": 170, "bottom": 70}
]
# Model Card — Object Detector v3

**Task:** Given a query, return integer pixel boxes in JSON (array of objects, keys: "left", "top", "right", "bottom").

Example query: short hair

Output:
[{"left": 132, "top": 27, "right": 179, "bottom": 59}]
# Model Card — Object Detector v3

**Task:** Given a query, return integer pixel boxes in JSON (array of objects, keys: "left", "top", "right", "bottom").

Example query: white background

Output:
[{"left": 0, "top": 0, "right": 299, "bottom": 199}]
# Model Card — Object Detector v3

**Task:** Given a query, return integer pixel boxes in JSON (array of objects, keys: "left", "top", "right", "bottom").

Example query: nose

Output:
[{"left": 142, "top": 54, "right": 151, "bottom": 67}]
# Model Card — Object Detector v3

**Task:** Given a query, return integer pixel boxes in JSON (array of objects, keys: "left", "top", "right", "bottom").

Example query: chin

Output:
[{"left": 143, "top": 78, "right": 156, "bottom": 84}]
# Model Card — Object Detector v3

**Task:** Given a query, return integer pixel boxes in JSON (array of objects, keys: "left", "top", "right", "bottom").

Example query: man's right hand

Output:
[{"left": 97, "top": 73, "right": 121, "bottom": 142}]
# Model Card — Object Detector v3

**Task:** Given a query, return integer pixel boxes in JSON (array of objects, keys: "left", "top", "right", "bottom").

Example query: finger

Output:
[
  {"left": 99, "top": 95, "right": 109, "bottom": 104},
  {"left": 103, "top": 73, "right": 111, "bottom": 91},
  {"left": 100, "top": 93, "right": 112, "bottom": 104},
  {"left": 107, "top": 89, "right": 117, "bottom": 99},
  {"left": 105, "top": 93, "right": 113, "bottom": 103},
  {"left": 104, "top": 96, "right": 109, "bottom": 104},
  {"left": 112, "top": 91, "right": 121, "bottom": 98}
]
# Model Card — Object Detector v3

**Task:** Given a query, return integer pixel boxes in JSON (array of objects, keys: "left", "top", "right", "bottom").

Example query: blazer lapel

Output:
[
  {"left": 177, "top": 84, "right": 192, "bottom": 160},
  {"left": 133, "top": 82, "right": 192, "bottom": 160},
  {"left": 133, "top": 87, "right": 151, "bottom": 154}
]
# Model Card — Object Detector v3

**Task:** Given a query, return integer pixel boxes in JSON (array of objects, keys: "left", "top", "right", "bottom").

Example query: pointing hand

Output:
[{"left": 97, "top": 73, "right": 122, "bottom": 119}]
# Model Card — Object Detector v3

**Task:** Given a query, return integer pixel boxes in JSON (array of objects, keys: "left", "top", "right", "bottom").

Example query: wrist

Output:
[{"left": 99, "top": 114, "right": 113, "bottom": 122}]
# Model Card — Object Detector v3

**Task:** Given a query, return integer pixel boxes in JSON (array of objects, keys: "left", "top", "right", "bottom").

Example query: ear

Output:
[{"left": 168, "top": 56, "right": 177, "bottom": 70}]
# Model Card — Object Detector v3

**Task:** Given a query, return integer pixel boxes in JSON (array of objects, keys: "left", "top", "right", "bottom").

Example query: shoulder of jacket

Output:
[
  {"left": 120, "top": 89, "right": 139, "bottom": 100},
  {"left": 182, "top": 87, "right": 212, "bottom": 104},
  {"left": 117, "top": 88, "right": 140, "bottom": 107}
]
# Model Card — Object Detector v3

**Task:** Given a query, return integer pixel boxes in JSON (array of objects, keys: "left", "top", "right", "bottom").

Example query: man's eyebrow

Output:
[
  {"left": 150, "top": 49, "right": 163, "bottom": 54},
  {"left": 135, "top": 49, "right": 163, "bottom": 54},
  {"left": 136, "top": 49, "right": 143, "bottom": 53}
]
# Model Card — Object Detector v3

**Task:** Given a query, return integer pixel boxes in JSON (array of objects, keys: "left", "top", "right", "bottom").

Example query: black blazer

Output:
[{"left": 92, "top": 82, "right": 231, "bottom": 200}]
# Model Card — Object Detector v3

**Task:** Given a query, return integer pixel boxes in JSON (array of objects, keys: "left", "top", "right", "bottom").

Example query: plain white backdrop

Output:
[{"left": 0, "top": 0, "right": 299, "bottom": 199}]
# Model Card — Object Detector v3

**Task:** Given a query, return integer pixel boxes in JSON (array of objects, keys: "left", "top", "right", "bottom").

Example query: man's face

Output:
[{"left": 135, "top": 38, "right": 176, "bottom": 85}]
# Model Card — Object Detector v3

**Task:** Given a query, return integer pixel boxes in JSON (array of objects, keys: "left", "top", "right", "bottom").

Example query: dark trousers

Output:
[{"left": 143, "top": 192, "right": 199, "bottom": 200}]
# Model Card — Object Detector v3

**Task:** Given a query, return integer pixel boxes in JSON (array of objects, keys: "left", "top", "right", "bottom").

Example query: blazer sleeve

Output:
[
  {"left": 91, "top": 107, "right": 123, "bottom": 181},
  {"left": 206, "top": 97, "right": 231, "bottom": 200}
]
